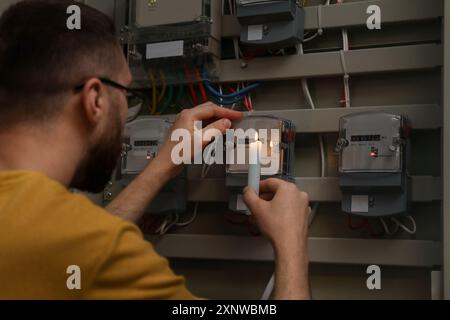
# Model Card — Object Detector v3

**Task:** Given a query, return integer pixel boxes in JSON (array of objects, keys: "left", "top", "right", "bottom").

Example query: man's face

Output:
[{"left": 70, "top": 65, "right": 132, "bottom": 194}]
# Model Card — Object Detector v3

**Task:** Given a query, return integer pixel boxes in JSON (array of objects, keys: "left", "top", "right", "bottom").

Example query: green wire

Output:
[
  {"left": 158, "top": 85, "right": 174, "bottom": 115},
  {"left": 174, "top": 83, "right": 185, "bottom": 111},
  {"left": 186, "top": 88, "right": 194, "bottom": 107}
]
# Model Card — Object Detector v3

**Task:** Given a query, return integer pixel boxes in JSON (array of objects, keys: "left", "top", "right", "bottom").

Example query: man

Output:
[{"left": 0, "top": 0, "right": 311, "bottom": 300}]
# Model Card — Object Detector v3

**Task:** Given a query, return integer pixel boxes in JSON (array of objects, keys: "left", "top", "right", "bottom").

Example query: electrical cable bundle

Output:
[{"left": 202, "top": 68, "right": 260, "bottom": 109}]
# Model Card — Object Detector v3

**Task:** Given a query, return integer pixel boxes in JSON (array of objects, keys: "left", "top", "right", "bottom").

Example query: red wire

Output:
[
  {"left": 245, "top": 82, "right": 254, "bottom": 111},
  {"left": 244, "top": 96, "right": 251, "bottom": 111},
  {"left": 184, "top": 65, "right": 198, "bottom": 106},
  {"left": 242, "top": 48, "right": 266, "bottom": 61},
  {"left": 194, "top": 68, "right": 208, "bottom": 103},
  {"left": 225, "top": 84, "right": 251, "bottom": 111},
  {"left": 341, "top": 85, "right": 347, "bottom": 108},
  {"left": 347, "top": 215, "right": 367, "bottom": 230},
  {"left": 347, "top": 215, "right": 385, "bottom": 237},
  {"left": 366, "top": 221, "right": 385, "bottom": 238}
]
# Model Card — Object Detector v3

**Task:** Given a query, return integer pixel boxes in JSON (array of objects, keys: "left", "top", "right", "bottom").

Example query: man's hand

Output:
[
  {"left": 243, "top": 178, "right": 310, "bottom": 249},
  {"left": 155, "top": 102, "right": 243, "bottom": 179},
  {"left": 243, "top": 179, "right": 311, "bottom": 300},
  {"left": 107, "top": 102, "right": 242, "bottom": 223}
]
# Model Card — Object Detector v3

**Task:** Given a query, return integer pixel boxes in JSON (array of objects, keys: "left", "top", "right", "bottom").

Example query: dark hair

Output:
[{"left": 0, "top": 0, "right": 124, "bottom": 127}]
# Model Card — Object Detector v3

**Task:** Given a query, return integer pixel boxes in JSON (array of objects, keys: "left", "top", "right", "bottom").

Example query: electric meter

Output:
[{"left": 336, "top": 112, "right": 411, "bottom": 217}]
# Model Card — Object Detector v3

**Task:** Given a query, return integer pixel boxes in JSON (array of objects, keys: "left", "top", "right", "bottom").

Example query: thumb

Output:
[{"left": 243, "top": 186, "right": 267, "bottom": 216}]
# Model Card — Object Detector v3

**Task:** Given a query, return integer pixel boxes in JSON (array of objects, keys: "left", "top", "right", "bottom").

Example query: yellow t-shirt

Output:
[{"left": 0, "top": 171, "right": 196, "bottom": 300}]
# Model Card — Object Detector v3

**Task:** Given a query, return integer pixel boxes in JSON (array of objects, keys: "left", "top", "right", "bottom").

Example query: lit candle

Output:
[{"left": 248, "top": 132, "right": 262, "bottom": 198}]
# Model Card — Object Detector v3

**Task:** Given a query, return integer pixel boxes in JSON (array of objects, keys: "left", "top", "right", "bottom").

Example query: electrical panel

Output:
[
  {"left": 226, "top": 115, "right": 296, "bottom": 213},
  {"left": 134, "top": 0, "right": 205, "bottom": 28},
  {"left": 126, "top": 0, "right": 222, "bottom": 88},
  {"left": 336, "top": 112, "right": 411, "bottom": 217},
  {"left": 236, "top": 0, "right": 305, "bottom": 50},
  {"left": 121, "top": 117, "right": 172, "bottom": 175},
  {"left": 104, "top": 117, "right": 187, "bottom": 214}
]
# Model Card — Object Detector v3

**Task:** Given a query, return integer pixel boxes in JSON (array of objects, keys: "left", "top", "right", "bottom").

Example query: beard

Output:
[{"left": 70, "top": 107, "right": 124, "bottom": 194}]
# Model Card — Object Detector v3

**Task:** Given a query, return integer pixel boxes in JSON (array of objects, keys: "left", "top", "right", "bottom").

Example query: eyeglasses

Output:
[{"left": 75, "top": 78, "right": 145, "bottom": 109}]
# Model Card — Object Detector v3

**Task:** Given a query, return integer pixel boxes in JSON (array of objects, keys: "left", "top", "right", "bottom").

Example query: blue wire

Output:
[
  {"left": 202, "top": 69, "right": 261, "bottom": 99},
  {"left": 209, "top": 95, "right": 245, "bottom": 106},
  {"left": 204, "top": 81, "right": 260, "bottom": 99}
]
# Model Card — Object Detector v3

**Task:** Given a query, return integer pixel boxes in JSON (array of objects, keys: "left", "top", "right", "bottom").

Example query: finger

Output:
[
  {"left": 259, "top": 178, "right": 287, "bottom": 194},
  {"left": 190, "top": 103, "right": 243, "bottom": 122},
  {"left": 260, "top": 193, "right": 274, "bottom": 201},
  {"left": 242, "top": 186, "right": 268, "bottom": 215},
  {"left": 202, "top": 119, "right": 231, "bottom": 146},
  {"left": 204, "top": 118, "right": 232, "bottom": 133}
]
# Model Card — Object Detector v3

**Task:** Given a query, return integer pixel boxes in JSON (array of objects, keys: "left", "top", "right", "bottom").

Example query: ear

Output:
[{"left": 80, "top": 78, "right": 107, "bottom": 126}]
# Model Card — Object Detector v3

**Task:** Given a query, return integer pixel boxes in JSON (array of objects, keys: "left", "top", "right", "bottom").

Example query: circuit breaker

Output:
[
  {"left": 126, "top": 0, "right": 222, "bottom": 87},
  {"left": 236, "top": 0, "right": 305, "bottom": 50},
  {"left": 226, "top": 115, "right": 296, "bottom": 213},
  {"left": 336, "top": 112, "right": 411, "bottom": 217},
  {"left": 104, "top": 117, "right": 187, "bottom": 214}
]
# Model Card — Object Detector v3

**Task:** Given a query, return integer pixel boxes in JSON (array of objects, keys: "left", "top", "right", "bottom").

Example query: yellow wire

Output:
[
  {"left": 158, "top": 70, "right": 167, "bottom": 103},
  {"left": 150, "top": 70, "right": 157, "bottom": 115}
]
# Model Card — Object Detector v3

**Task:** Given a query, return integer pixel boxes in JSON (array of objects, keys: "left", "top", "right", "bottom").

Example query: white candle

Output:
[{"left": 248, "top": 133, "right": 262, "bottom": 197}]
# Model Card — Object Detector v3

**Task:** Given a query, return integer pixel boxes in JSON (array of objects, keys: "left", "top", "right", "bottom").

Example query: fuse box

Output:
[
  {"left": 126, "top": 0, "right": 222, "bottom": 87},
  {"left": 226, "top": 115, "right": 296, "bottom": 213},
  {"left": 104, "top": 117, "right": 187, "bottom": 214},
  {"left": 336, "top": 112, "right": 411, "bottom": 217},
  {"left": 236, "top": 0, "right": 305, "bottom": 50}
]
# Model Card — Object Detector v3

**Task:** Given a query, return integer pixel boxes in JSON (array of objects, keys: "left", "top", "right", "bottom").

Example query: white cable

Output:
[
  {"left": 392, "top": 216, "right": 417, "bottom": 235},
  {"left": 156, "top": 213, "right": 180, "bottom": 236},
  {"left": 319, "top": 136, "right": 326, "bottom": 177},
  {"left": 302, "top": 0, "right": 330, "bottom": 43},
  {"left": 317, "top": 5, "right": 323, "bottom": 36},
  {"left": 342, "top": 28, "right": 350, "bottom": 108},
  {"left": 233, "top": 37, "right": 242, "bottom": 60},
  {"left": 202, "top": 140, "right": 218, "bottom": 179},
  {"left": 380, "top": 217, "right": 399, "bottom": 236},
  {"left": 339, "top": 50, "right": 351, "bottom": 109},
  {"left": 176, "top": 142, "right": 215, "bottom": 232},
  {"left": 303, "top": 31, "right": 321, "bottom": 43},
  {"left": 342, "top": 29, "right": 349, "bottom": 50},
  {"left": 299, "top": 44, "right": 326, "bottom": 178},
  {"left": 219, "top": 85, "right": 224, "bottom": 108},
  {"left": 302, "top": 79, "right": 315, "bottom": 110},
  {"left": 228, "top": 0, "right": 234, "bottom": 15},
  {"left": 381, "top": 215, "right": 417, "bottom": 236},
  {"left": 338, "top": 0, "right": 351, "bottom": 108},
  {"left": 339, "top": 50, "right": 348, "bottom": 77},
  {"left": 176, "top": 203, "right": 199, "bottom": 227},
  {"left": 261, "top": 275, "right": 275, "bottom": 300}
]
